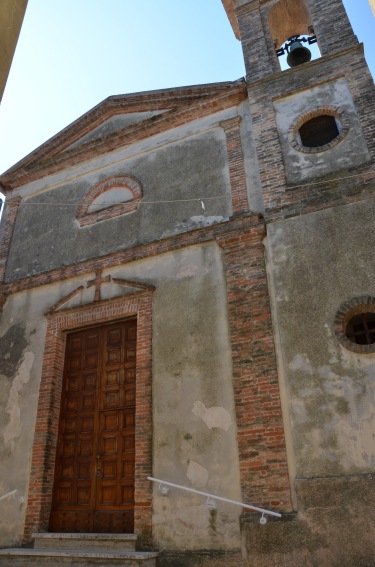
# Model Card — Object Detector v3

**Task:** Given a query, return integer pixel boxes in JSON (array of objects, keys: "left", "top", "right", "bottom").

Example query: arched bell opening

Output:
[{"left": 267, "top": 0, "right": 320, "bottom": 69}]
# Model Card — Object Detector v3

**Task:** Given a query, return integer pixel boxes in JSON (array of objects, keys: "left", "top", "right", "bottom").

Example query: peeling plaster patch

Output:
[
  {"left": 187, "top": 461, "right": 209, "bottom": 488},
  {"left": 3, "top": 351, "right": 35, "bottom": 452},
  {"left": 269, "top": 228, "right": 291, "bottom": 266},
  {"left": 168, "top": 216, "right": 228, "bottom": 238},
  {"left": 324, "top": 323, "right": 339, "bottom": 364},
  {"left": 192, "top": 401, "right": 232, "bottom": 431},
  {"left": 0, "top": 323, "right": 28, "bottom": 378},
  {"left": 176, "top": 264, "right": 199, "bottom": 280},
  {"left": 289, "top": 354, "right": 313, "bottom": 375},
  {"left": 291, "top": 400, "right": 308, "bottom": 424}
]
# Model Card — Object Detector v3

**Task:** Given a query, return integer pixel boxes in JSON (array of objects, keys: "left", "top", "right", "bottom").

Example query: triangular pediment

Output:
[
  {"left": 48, "top": 274, "right": 155, "bottom": 314},
  {"left": 0, "top": 80, "right": 246, "bottom": 191},
  {"left": 65, "top": 110, "right": 168, "bottom": 151}
]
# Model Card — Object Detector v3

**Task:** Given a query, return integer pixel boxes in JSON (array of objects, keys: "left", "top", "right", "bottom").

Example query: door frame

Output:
[{"left": 24, "top": 291, "right": 153, "bottom": 544}]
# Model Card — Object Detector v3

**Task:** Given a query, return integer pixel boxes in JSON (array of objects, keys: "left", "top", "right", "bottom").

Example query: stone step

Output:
[
  {"left": 0, "top": 548, "right": 158, "bottom": 567},
  {"left": 33, "top": 532, "right": 138, "bottom": 551}
]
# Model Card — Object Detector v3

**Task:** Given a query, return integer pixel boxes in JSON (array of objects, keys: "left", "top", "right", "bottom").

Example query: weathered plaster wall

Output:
[
  {"left": 274, "top": 78, "right": 371, "bottom": 184},
  {"left": 6, "top": 130, "right": 231, "bottom": 281},
  {"left": 242, "top": 474, "right": 375, "bottom": 566},
  {"left": 0, "top": 242, "right": 241, "bottom": 550},
  {"left": 67, "top": 111, "right": 167, "bottom": 150},
  {"left": 0, "top": 289, "right": 48, "bottom": 546},
  {"left": 3, "top": 100, "right": 263, "bottom": 282},
  {"left": 267, "top": 198, "right": 375, "bottom": 477},
  {"left": 151, "top": 243, "right": 242, "bottom": 550}
]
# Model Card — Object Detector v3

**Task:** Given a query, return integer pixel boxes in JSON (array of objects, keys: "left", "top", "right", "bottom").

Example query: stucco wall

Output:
[
  {"left": 267, "top": 198, "right": 375, "bottom": 478},
  {"left": 0, "top": 242, "right": 242, "bottom": 550},
  {"left": 6, "top": 130, "right": 231, "bottom": 281},
  {"left": 274, "top": 78, "right": 371, "bottom": 184}
]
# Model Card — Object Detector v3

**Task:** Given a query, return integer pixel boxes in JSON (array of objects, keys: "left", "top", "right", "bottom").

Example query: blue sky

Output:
[{"left": 0, "top": 0, "right": 373, "bottom": 175}]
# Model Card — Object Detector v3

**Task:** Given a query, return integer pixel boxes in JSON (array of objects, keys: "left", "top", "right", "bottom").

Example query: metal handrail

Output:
[
  {"left": 148, "top": 476, "right": 281, "bottom": 519},
  {"left": 0, "top": 490, "right": 16, "bottom": 503}
]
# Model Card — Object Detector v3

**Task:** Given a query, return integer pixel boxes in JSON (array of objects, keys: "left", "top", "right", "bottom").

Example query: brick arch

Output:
[
  {"left": 77, "top": 175, "right": 142, "bottom": 226},
  {"left": 24, "top": 291, "right": 153, "bottom": 545},
  {"left": 288, "top": 106, "right": 349, "bottom": 154},
  {"left": 334, "top": 296, "right": 375, "bottom": 354},
  {"left": 268, "top": 0, "right": 312, "bottom": 48}
]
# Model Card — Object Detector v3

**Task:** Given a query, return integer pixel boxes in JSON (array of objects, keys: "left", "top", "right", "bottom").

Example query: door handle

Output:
[{"left": 96, "top": 456, "right": 103, "bottom": 478}]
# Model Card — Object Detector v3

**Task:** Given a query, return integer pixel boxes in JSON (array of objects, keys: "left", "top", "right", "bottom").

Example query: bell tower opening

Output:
[{"left": 268, "top": 0, "right": 320, "bottom": 69}]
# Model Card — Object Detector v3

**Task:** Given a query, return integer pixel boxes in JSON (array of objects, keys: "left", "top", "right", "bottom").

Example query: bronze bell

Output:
[{"left": 287, "top": 41, "right": 312, "bottom": 67}]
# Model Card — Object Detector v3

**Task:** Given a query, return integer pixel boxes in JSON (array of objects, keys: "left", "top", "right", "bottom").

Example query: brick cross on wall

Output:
[{"left": 87, "top": 269, "right": 111, "bottom": 301}]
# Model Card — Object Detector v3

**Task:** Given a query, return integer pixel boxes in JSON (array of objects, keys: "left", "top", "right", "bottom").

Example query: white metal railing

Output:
[
  {"left": 148, "top": 477, "right": 281, "bottom": 523},
  {"left": 0, "top": 490, "right": 16, "bottom": 503}
]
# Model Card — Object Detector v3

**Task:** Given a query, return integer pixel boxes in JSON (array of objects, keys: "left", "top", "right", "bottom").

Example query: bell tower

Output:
[
  {"left": 222, "top": 0, "right": 374, "bottom": 208},
  {"left": 222, "top": 1, "right": 375, "bottom": 565},
  {"left": 226, "top": 0, "right": 359, "bottom": 80}
]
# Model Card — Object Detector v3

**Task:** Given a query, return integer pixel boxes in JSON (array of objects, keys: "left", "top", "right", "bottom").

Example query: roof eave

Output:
[{"left": 222, "top": 0, "right": 241, "bottom": 40}]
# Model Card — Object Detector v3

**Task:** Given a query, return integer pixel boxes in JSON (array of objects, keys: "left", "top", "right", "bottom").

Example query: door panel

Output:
[{"left": 50, "top": 320, "right": 136, "bottom": 533}]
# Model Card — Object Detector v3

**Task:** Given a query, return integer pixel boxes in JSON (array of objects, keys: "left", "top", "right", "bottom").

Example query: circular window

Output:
[
  {"left": 345, "top": 312, "right": 375, "bottom": 346},
  {"left": 334, "top": 298, "right": 375, "bottom": 353},
  {"left": 289, "top": 107, "right": 349, "bottom": 154},
  {"left": 298, "top": 115, "right": 340, "bottom": 148}
]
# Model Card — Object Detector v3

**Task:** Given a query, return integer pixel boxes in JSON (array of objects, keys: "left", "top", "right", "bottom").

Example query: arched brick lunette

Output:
[
  {"left": 76, "top": 175, "right": 142, "bottom": 226},
  {"left": 24, "top": 291, "right": 154, "bottom": 546}
]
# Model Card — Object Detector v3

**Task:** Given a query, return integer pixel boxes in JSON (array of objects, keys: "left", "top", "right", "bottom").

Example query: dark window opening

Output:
[
  {"left": 299, "top": 115, "right": 340, "bottom": 148},
  {"left": 345, "top": 313, "right": 375, "bottom": 345}
]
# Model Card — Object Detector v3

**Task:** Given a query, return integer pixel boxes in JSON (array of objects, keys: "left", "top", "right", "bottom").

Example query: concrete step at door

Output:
[
  {"left": 0, "top": 548, "right": 158, "bottom": 567},
  {"left": 32, "top": 532, "right": 138, "bottom": 551}
]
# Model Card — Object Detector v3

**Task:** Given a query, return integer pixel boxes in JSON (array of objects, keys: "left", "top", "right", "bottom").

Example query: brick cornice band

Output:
[
  {"left": 0, "top": 214, "right": 264, "bottom": 297},
  {"left": 220, "top": 115, "right": 242, "bottom": 132}
]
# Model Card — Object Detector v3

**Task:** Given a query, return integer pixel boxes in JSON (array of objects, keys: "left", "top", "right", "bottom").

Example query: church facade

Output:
[{"left": 0, "top": 0, "right": 374, "bottom": 565}]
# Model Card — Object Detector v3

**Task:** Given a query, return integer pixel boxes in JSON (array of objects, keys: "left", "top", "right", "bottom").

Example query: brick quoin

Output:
[
  {"left": 216, "top": 224, "right": 292, "bottom": 512},
  {"left": 220, "top": 116, "right": 250, "bottom": 213},
  {"left": 0, "top": 197, "right": 22, "bottom": 284},
  {"left": 24, "top": 292, "right": 153, "bottom": 546}
]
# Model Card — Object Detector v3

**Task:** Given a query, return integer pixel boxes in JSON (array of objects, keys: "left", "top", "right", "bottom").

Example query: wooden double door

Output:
[{"left": 50, "top": 319, "right": 136, "bottom": 533}]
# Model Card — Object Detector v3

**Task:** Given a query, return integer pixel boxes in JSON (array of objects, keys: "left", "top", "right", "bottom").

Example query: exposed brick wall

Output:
[
  {"left": 24, "top": 291, "right": 153, "bottom": 545},
  {"left": 216, "top": 224, "right": 292, "bottom": 512},
  {"left": 0, "top": 197, "right": 22, "bottom": 283},
  {"left": 236, "top": 2, "right": 275, "bottom": 82},
  {"left": 220, "top": 116, "right": 249, "bottom": 213},
  {"left": 306, "top": 0, "right": 358, "bottom": 56},
  {"left": 233, "top": 0, "right": 358, "bottom": 82}
]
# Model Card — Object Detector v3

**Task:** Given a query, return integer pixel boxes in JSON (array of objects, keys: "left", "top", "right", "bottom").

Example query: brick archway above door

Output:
[{"left": 24, "top": 291, "right": 153, "bottom": 545}]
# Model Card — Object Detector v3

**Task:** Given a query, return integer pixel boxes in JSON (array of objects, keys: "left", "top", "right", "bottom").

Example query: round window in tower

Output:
[
  {"left": 334, "top": 298, "right": 375, "bottom": 354},
  {"left": 289, "top": 107, "right": 349, "bottom": 154},
  {"left": 299, "top": 115, "right": 340, "bottom": 148},
  {"left": 345, "top": 312, "right": 375, "bottom": 346}
]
